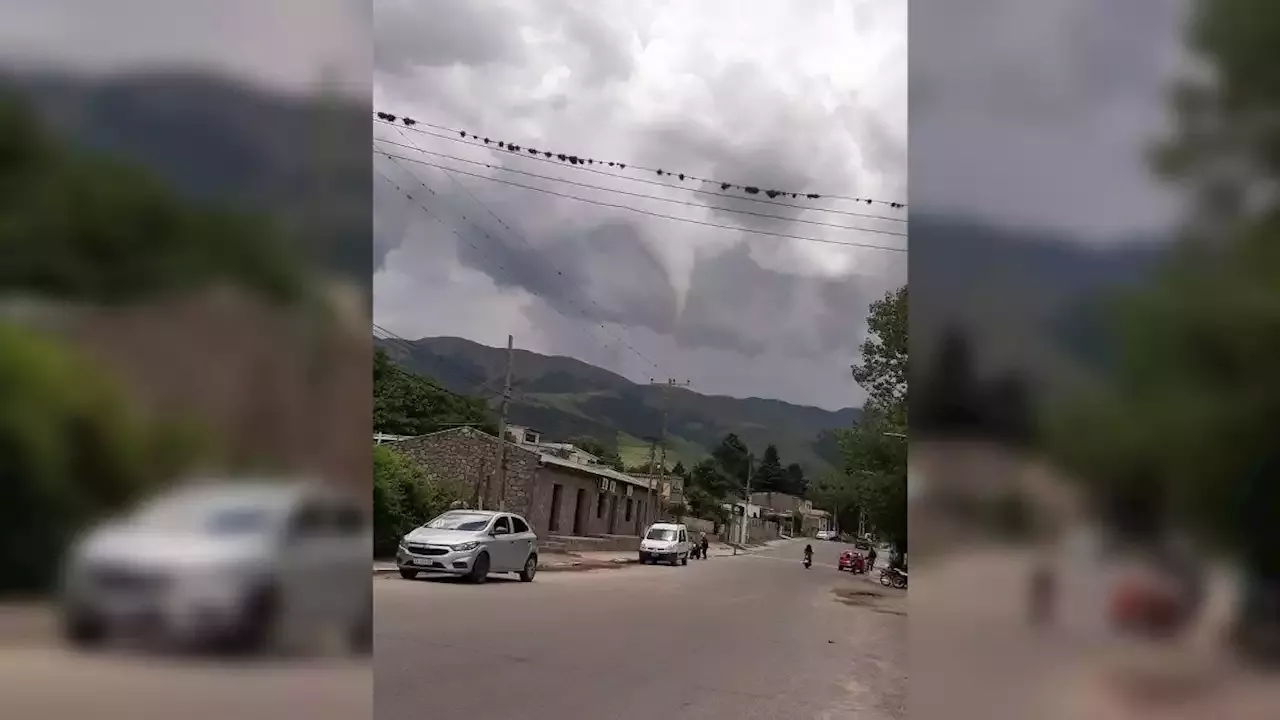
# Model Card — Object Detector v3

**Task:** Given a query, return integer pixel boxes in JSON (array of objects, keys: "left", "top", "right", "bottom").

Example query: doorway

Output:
[
  {"left": 549, "top": 484, "right": 563, "bottom": 533},
  {"left": 608, "top": 495, "right": 618, "bottom": 534},
  {"left": 572, "top": 488, "right": 587, "bottom": 535}
]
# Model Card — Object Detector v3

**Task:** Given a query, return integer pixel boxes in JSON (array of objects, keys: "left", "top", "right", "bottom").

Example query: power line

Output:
[
  {"left": 375, "top": 155, "right": 670, "bottom": 376},
  {"left": 375, "top": 149, "right": 908, "bottom": 253},
  {"left": 374, "top": 112, "right": 907, "bottom": 209},
  {"left": 382, "top": 125, "right": 672, "bottom": 375},
  {"left": 372, "top": 121, "right": 905, "bottom": 224},
  {"left": 374, "top": 136, "right": 903, "bottom": 233}
]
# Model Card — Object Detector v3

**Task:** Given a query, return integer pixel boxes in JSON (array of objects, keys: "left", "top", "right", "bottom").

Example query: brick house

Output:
[{"left": 392, "top": 426, "right": 661, "bottom": 539}]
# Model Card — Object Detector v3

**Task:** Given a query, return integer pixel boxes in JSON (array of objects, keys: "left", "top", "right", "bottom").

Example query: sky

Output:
[
  {"left": 373, "top": 0, "right": 908, "bottom": 411},
  {"left": 911, "top": 0, "right": 1190, "bottom": 241}
]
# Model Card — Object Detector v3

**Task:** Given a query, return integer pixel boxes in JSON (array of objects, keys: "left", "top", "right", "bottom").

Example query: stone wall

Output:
[
  {"left": 35, "top": 286, "right": 371, "bottom": 506},
  {"left": 394, "top": 428, "right": 660, "bottom": 538},
  {"left": 393, "top": 427, "right": 540, "bottom": 519}
]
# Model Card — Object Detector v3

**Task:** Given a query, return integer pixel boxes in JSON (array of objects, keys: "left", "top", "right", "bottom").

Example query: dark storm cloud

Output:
[{"left": 374, "top": 0, "right": 906, "bottom": 407}]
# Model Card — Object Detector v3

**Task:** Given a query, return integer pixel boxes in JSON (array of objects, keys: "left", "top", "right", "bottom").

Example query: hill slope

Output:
[{"left": 375, "top": 336, "right": 859, "bottom": 476}]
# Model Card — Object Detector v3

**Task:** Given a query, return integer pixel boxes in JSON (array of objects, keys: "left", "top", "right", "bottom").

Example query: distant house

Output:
[{"left": 393, "top": 426, "right": 661, "bottom": 538}]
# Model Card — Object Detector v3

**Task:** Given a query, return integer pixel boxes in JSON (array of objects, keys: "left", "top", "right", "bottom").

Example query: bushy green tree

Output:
[
  {"left": 372, "top": 444, "right": 463, "bottom": 557},
  {"left": 0, "top": 326, "right": 160, "bottom": 593},
  {"left": 373, "top": 348, "right": 495, "bottom": 437}
]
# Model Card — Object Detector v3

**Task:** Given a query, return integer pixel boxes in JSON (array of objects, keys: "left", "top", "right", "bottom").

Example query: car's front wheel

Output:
[
  {"left": 62, "top": 605, "right": 106, "bottom": 649},
  {"left": 399, "top": 568, "right": 418, "bottom": 580},
  {"left": 466, "top": 552, "right": 490, "bottom": 584},
  {"left": 519, "top": 554, "right": 537, "bottom": 582}
]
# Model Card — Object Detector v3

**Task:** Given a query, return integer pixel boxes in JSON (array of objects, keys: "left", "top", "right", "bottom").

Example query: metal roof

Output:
[{"left": 537, "top": 454, "right": 653, "bottom": 489}]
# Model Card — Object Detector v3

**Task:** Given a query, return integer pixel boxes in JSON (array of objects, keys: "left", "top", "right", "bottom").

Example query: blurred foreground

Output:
[{"left": 0, "top": 2, "right": 371, "bottom": 717}]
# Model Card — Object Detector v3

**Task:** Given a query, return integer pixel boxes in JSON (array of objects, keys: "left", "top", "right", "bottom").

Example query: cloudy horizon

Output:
[{"left": 373, "top": 0, "right": 908, "bottom": 412}]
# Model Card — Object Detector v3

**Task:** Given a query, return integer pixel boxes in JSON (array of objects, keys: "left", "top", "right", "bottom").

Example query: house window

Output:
[
  {"left": 596, "top": 491, "right": 606, "bottom": 518},
  {"left": 523, "top": 430, "right": 538, "bottom": 444}
]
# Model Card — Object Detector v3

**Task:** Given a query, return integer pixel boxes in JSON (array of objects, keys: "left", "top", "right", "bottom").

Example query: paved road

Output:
[
  {"left": 0, "top": 646, "right": 370, "bottom": 720},
  {"left": 375, "top": 538, "right": 905, "bottom": 720}
]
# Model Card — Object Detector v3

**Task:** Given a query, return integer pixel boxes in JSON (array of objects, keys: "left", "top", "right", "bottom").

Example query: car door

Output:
[
  {"left": 489, "top": 515, "right": 516, "bottom": 571},
  {"left": 327, "top": 499, "right": 373, "bottom": 626},
  {"left": 678, "top": 528, "right": 689, "bottom": 557},
  {"left": 277, "top": 499, "right": 331, "bottom": 633},
  {"left": 509, "top": 515, "right": 535, "bottom": 566}
]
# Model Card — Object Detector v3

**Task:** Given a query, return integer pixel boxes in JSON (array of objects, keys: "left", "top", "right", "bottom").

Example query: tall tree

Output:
[
  {"left": 826, "top": 286, "right": 909, "bottom": 549},
  {"left": 851, "top": 286, "right": 907, "bottom": 418},
  {"left": 754, "top": 444, "right": 786, "bottom": 494},
  {"left": 1047, "top": 0, "right": 1280, "bottom": 654},
  {"left": 784, "top": 463, "right": 808, "bottom": 497},
  {"left": 710, "top": 433, "right": 751, "bottom": 489}
]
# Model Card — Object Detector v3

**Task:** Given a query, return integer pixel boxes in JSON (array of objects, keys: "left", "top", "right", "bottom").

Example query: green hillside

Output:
[{"left": 375, "top": 336, "right": 859, "bottom": 476}]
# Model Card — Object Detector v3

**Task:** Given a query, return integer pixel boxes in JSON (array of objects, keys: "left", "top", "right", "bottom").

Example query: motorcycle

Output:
[
  {"left": 880, "top": 567, "right": 907, "bottom": 589},
  {"left": 803, "top": 555, "right": 812, "bottom": 569}
]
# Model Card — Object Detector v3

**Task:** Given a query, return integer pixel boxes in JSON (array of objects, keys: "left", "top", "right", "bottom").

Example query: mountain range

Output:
[{"left": 375, "top": 335, "right": 858, "bottom": 476}]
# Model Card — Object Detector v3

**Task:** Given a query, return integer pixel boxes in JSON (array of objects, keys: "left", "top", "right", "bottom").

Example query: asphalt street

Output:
[
  {"left": 0, "top": 645, "right": 371, "bottom": 720},
  {"left": 375, "top": 538, "right": 906, "bottom": 720}
]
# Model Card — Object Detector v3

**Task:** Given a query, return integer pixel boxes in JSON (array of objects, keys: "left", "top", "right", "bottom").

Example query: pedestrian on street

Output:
[
  {"left": 700, "top": 533, "right": 710, "bottom": 560},
  {"left": 867, "top": 546, "right": 878, "bottom": 571}
]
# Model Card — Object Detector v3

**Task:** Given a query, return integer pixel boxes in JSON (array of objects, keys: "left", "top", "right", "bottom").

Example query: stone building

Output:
[{"left": 392, "top": 426, "right": 661, "bottom": 539}]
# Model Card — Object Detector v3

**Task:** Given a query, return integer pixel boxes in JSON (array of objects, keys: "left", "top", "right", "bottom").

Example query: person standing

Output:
[
  {"left": 867, "top": 545, "right": 879, "bottom": 571},
  {"left": 700, "top": 533, "right": 710, "bottom": 560}
]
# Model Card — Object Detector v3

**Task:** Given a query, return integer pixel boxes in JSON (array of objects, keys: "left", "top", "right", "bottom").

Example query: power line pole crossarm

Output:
[
  {"left": 495, "top": 335, "right": 515, "bottom": 511},
  {"left": 648, "top": 378, "right": 690, "bottom": 519}
]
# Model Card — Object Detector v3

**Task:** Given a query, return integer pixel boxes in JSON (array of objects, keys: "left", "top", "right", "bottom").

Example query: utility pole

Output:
[
  {"left": 495, "top": 335, "right": 515, "bottom": 510},
  {"left": 740, "top": 454, "right": 755, "bottom": 546},
  {"left": 648, "top": 377, "right": 690, "bottom": 518}
]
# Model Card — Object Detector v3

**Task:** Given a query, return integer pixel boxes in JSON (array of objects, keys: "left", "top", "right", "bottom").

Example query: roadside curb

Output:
[{"left": 373, "top": 558, "right": 639, "bottom": 577}]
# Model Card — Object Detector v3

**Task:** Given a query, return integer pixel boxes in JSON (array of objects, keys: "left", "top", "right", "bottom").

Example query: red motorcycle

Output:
[{"left": 838, "top": 550, "right": 867, "bottom": 574}]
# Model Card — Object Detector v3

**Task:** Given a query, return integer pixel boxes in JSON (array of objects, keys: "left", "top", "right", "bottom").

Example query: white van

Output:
[{"left": 638, "top": 522, "right": 692, "bottom": 566}]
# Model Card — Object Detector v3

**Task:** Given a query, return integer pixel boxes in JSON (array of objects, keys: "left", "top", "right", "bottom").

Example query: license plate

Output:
[{"left": 414, "top": 558, "right": 435, "bottom": 566}]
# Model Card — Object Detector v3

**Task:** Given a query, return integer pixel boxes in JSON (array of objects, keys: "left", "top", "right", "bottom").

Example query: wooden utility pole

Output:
[
  {"left": 495, "top": 335, "right": 515, "bottom": 510},
  {"left": 648, "top": 378, "right": 690, "bottom": 516}
]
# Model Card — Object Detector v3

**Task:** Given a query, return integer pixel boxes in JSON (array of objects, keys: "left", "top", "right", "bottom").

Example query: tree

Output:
[
  {"left": 754, "top": 444, "right": 786, "bottom": 493},
  {"left": 784, "top": 463, "right": 808, "bottom": 497},
  {"left": 710, "top": 433, "right": 751, "bottom": 489},
  {"left": 671, "top": 461, "right": 687, "bottom": 478},
  {"left": 821, "top": 285, "right": 909, "bottom": 549},
  {"left": 851, "top": 286, "right": 907, "bottom": 416},
  {"left": 373, "top": 348, "right": 495, "bottom": 437},
  {"left": 1046, "top": 0, "right": 1280, "bottom": 654}
]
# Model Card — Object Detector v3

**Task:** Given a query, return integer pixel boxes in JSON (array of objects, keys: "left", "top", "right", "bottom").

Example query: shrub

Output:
[
  {"left": 0, "top": 325, "right": 158, "bottom": 593},
  {"left": 372, "top": 444, "right": 463, "bottom": 557}
]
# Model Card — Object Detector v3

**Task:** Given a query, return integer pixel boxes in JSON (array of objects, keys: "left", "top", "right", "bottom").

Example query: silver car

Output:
[
  {"left": 397, "top": 510, "right": 538, "bottom": 584},
  {"left": 60, "top": 479, "right": 371, "bottom": 654}
]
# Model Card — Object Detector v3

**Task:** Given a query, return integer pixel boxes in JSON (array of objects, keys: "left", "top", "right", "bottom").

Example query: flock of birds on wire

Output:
[{"left": 375, "top": 111, "right": 905, "bottom": 209}]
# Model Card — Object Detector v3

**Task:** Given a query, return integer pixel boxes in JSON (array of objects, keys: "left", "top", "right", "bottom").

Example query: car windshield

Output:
[
  {"left": 132, "top": 490, "right": 281, "bottom": 536},
  {"left": 646, "top": 528, "right": 677, "bottom": 541},
  {"left": 425, "top": 513, "right": 493, "bottom": 532}
]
